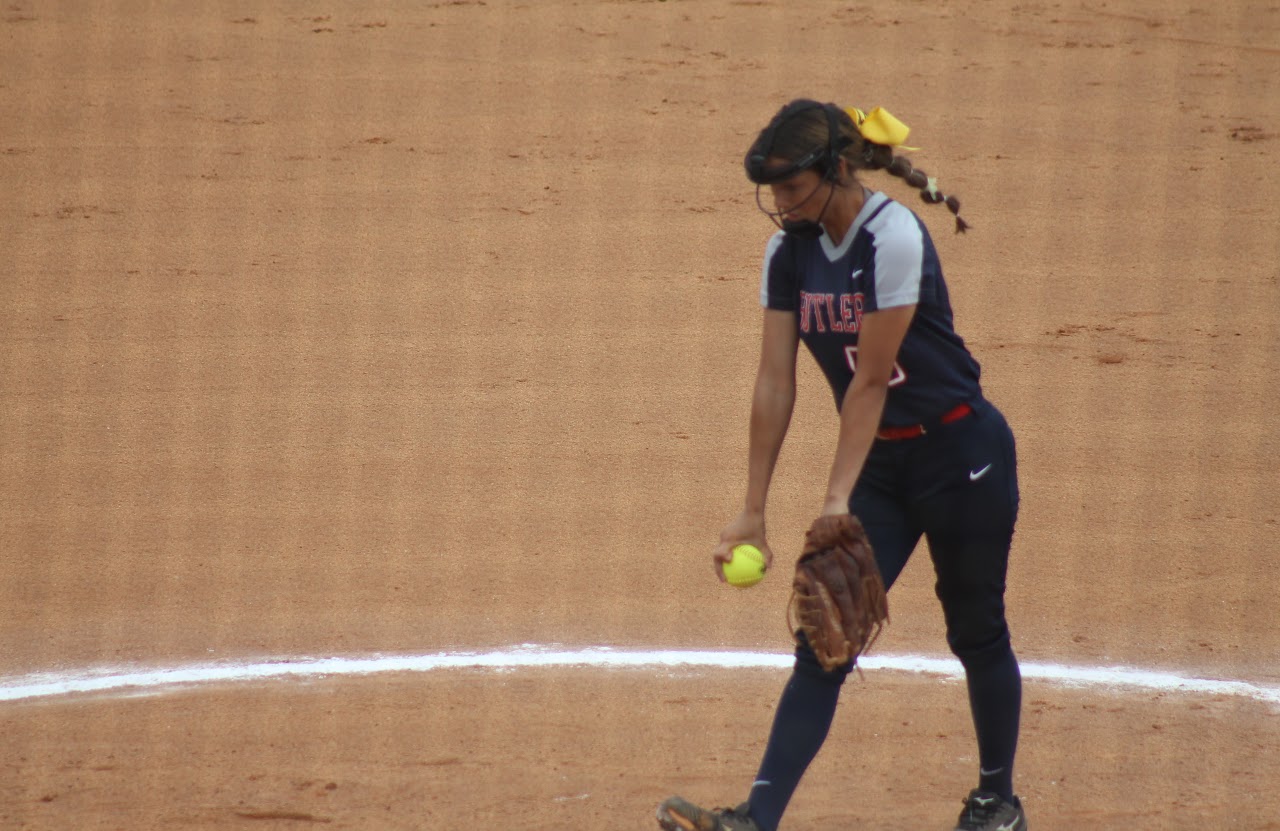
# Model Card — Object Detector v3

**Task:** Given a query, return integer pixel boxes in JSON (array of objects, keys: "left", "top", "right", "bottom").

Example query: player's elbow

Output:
[
  {"left": 852, "top": 368, "right": 895, "bottom": 394},
  {"left": 754, "top": 372, "right": 797, "bottom": 412},
  {"left": 844, "top": 372, "right": 893, "bottom": 409},
  {"left": 754, "top": 356, "right": 797, "bottom": 399}
]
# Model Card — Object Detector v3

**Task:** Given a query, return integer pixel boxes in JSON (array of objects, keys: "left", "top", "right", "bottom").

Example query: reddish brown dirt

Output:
[{"left": 2, "top": 2, "right": 1279, "bottom": 829}]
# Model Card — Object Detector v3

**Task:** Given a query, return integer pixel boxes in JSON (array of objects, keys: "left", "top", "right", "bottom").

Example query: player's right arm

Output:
[
  {"left": 713, "top": 308, "right": 798, "bottom": 578},
  {"left": 745, "top": 308, "right": 799, "bottom": 517}
]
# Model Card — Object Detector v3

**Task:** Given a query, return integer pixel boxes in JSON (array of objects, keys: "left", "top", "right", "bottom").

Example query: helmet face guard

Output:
[
  {"left": 745, "top": 101, "right": 851, "bottom": 237},
  {"left": 753, "top": 178, "right": 833, "bottom": 240}
]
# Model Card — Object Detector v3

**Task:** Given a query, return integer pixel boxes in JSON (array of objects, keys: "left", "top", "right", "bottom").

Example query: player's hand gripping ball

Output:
[{"left": 723, "top": 544, "right": 766, "bottom": 588}]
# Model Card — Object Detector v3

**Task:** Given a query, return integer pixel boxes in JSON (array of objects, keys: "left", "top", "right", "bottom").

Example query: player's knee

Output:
[{"left": 947, "top": 625, "right": 1012, "bottom": 671}]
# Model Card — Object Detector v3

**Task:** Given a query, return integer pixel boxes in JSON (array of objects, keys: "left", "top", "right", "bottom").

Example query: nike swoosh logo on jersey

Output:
[
  {"left": 969, "top": 464, "right": 993, "bottom": 481},
  {"left": 850, "top": 269, "right": 863, "bottom": 281}
]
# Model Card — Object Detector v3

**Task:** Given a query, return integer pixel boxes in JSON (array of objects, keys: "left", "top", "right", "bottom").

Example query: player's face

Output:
[{"left": 767, "top": 167, "right": 829, "bottom": 223}]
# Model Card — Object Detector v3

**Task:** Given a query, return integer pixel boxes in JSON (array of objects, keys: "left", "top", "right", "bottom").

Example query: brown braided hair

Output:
[
  {"left": 864, "top": 143, "right": 970, "bottom": 234},
  {"left": 750, "top": 101, "right": 970, "bottom": 234}
]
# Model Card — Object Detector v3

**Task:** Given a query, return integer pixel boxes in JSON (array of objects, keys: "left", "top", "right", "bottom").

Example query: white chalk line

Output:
[{"left": 2, "top": 645, "right": 1278, "bottom": 708}]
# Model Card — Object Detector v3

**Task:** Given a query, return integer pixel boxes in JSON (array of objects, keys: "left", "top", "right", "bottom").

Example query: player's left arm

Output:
[{"left": 820, "top": 304, "right": 916, "bottom": 516}]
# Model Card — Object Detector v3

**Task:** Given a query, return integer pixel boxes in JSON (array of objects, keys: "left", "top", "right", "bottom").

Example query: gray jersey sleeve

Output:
[
  {"left": 865, "top": 203, "right": 924, "bottom": 310},
  {"left": 759, "top": 232, "right": 795, "bottom": 310}
]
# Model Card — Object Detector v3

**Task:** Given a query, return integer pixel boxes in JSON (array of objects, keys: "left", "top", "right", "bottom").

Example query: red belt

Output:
[{"left": 876, "top": 403, "right": 973, "bottom": 441}]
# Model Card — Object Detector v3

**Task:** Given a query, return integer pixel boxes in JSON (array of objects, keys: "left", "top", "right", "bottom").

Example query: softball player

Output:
[{"left": 657, "top": 100, "right": 1027, "bottom": 831}]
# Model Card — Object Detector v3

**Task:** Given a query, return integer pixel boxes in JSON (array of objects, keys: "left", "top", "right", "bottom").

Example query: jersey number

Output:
[{"left": 844, "top": 346, "right": 907, "bottom": 387}]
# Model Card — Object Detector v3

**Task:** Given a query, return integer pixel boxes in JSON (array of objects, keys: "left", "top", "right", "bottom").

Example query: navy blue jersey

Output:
[{"left": 760, "top": 191, "right": 981, "bottom": 425}]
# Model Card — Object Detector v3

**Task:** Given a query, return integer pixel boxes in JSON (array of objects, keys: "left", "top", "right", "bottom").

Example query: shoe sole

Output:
[{"left": 655, "top": 805, "right": 700, "bottom": 831}]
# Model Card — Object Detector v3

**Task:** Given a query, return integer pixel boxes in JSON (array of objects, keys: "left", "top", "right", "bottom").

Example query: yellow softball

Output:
[{"left": 723, "top": 544, "right": 766, "bottom": 588}]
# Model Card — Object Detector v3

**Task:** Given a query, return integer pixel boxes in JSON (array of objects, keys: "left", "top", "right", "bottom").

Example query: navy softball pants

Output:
[
  {"left": 746, "top": 399, "right": 1022, "bottom": 831},
  {"left": 854, "top": 396, "right": 1020, "bottom": 662}
]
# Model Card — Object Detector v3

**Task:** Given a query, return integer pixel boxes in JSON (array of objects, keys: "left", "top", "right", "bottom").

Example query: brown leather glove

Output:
[{"left": 788, "top": 514, "right": 889, "bottom": 672}]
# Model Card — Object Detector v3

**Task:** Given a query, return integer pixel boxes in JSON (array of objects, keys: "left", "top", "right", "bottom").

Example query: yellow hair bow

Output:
[{"left": 845, "top": 106, "right": 918, "bottom": 151}]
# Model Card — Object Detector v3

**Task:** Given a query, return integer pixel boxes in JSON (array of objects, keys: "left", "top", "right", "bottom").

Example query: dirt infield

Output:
[{"left": 2, "top": 1, "right": 1279, "bottom": 828}]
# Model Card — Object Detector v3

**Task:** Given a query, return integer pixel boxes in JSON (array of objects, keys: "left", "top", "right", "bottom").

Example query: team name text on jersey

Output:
[{"left": 799, "top": 290, "right": 866, "bottom": 335}]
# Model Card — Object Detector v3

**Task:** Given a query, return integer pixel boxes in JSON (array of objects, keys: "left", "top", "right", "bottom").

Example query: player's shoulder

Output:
[
  {"left": 860, "top": 194, "right": 935, "bottom": 264},
  {"left": 760, "top": 229, "right": 798, "bottom": 308},
  {"left": 762, "top": 229, "right": 792, "bottom": 266},
  {"left": 864, "top": 194, "right": 926, "bottom": 241}
]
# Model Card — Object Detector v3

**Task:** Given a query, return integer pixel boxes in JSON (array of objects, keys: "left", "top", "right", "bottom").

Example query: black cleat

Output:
[
  {"left": 656, "top": 796, "right": 760, "bottom": 831},
  {"left": 954, "top": 789, "right": 1028, "bottom": 831}
]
